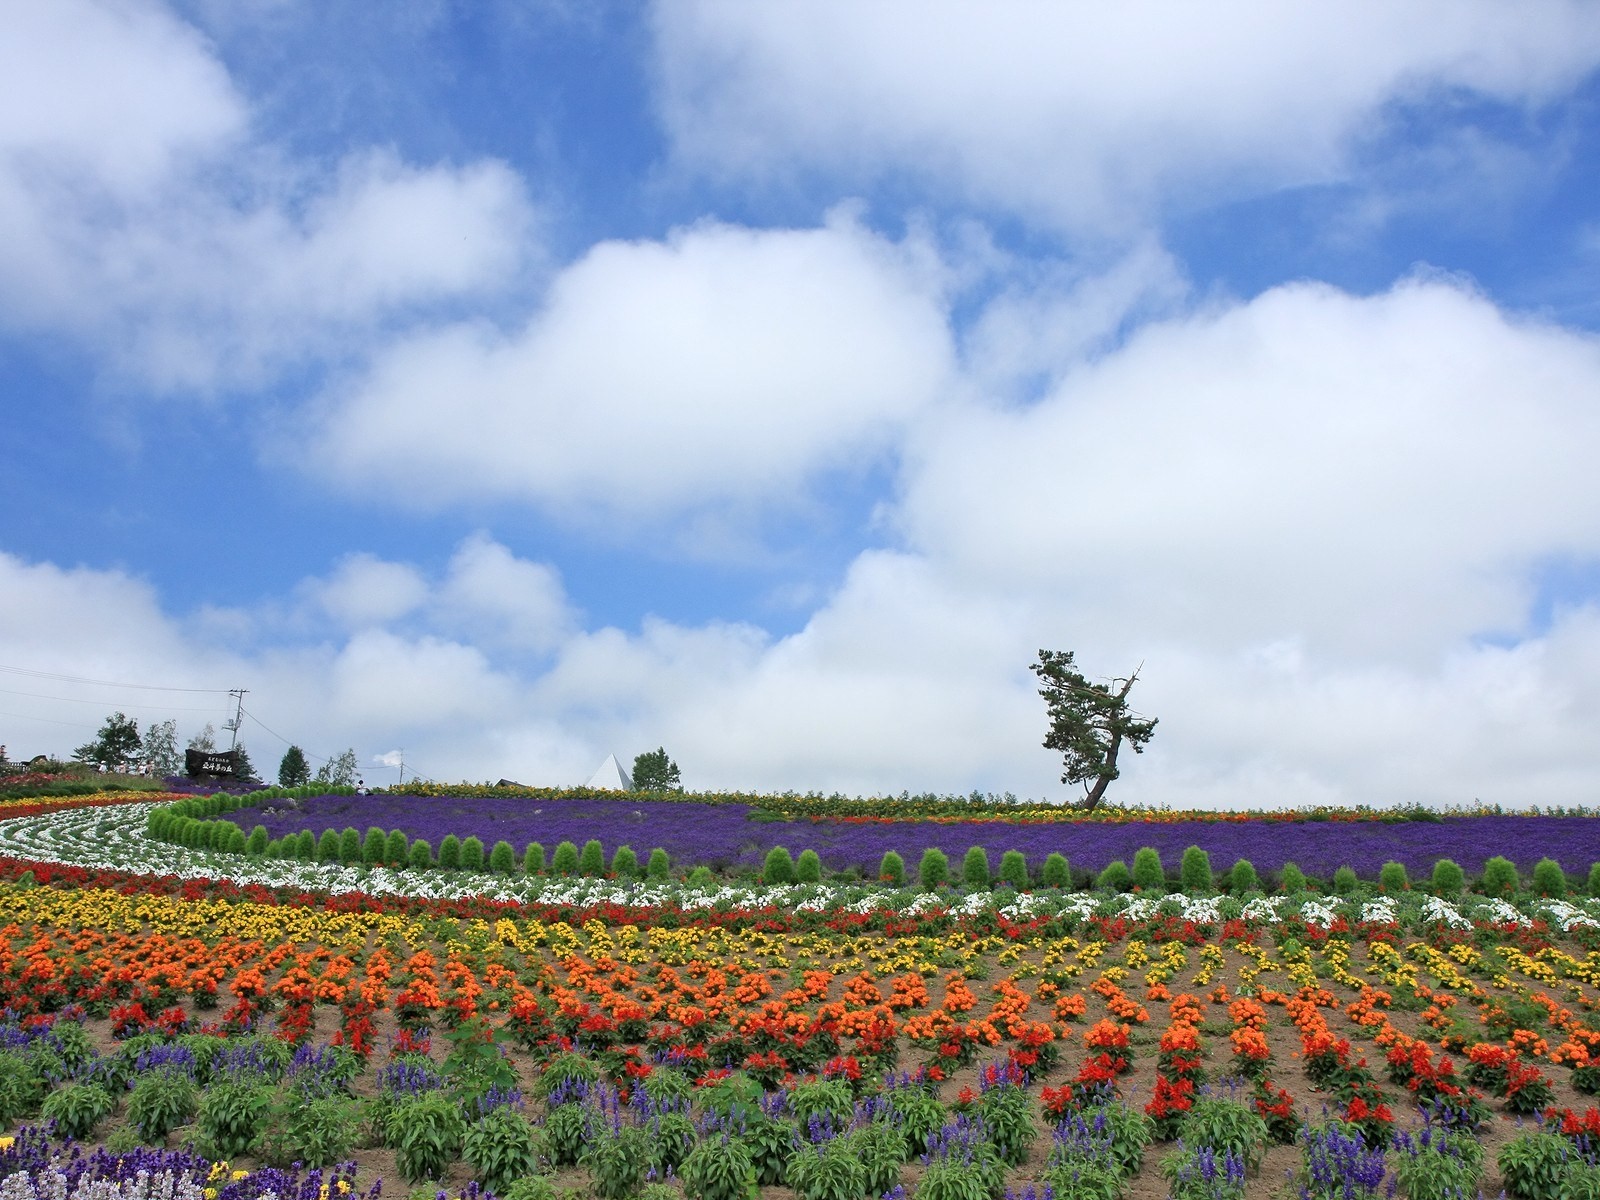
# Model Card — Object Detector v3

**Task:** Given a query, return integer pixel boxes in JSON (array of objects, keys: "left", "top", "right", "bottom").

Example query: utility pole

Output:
[
  {"left": 397, "top": 749, "right": 405, "bottom": 787},
  {"left": 224, "top": 689, "right": 247, "bottom": 750}
]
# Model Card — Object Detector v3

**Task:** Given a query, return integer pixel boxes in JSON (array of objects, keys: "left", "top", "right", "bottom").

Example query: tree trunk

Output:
[{"left": 1077, "top": 674, "right": 1137, "bottom": 811}]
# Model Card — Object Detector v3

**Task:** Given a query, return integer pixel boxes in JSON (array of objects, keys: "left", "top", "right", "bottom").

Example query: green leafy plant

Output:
[
  {"left": 489, "top": 840, "right": 516, "bottom": 873},
  {"left": 523, "top": 841, "right": 546, "bottom": 873},
  {"left": 1498, "top": 1130, "right": 1573, "bottom": 1200},
  {"left": 257, "top": 1093, "right": 360, "bottom": 1168},
  {"left": 976, "top": 1078, "right": 1036, "bottom": 1165},
  {"left": 0, "top": 1053, "right": 46, "bottom": 1124},
  {"left": 1378, "top": 861, "right": 1409, "bottom": 893},
  {"left": 193, "top": 1080, "right": 269, "bottom": 1159},
  {"left": 1162, "top": 1142, "right": 1248, "bottom": 1200},
  {"left": 1431, "top": 859, "right": 1465, "bottom": 897},
  {"left": 1532, "top": 858, "right": 1567, "bottom": 898},
  {"left": 1179, "top": 845, "right": 1214, "bottom": 893},
  {"left": 680, "top": 1134, "right": 759, "bottom": 1200},
  {"left": 390, "top": 1092, "right": 466, "bottom": 1182},
  {"left": 1041, "top": 1160, "right": 1123, "bottom": 1200},
  {"left": 460, "top": 835, "right": 486, "bottom": 871},
  {"left": 763, "top": 845, "right": 796, "bottom": 884},
  {"left": 1480, "top": 855, "right": 1520, "bottom": 898},
  {"left": 408, "top": 839, "right": 433, "bottom": 868},
  {"left": 578, "top": 838, "right": 606, "bottom": 876},
  {"left": 551, "top": 840, "right": 579, "bottom": 874},
  {"left": 499, "top": 1179, "right": 559, "bottom": 1200},
  {"left": 1279, "top": 862, "right": 1308, "bottom": 893},
  {"left": 962, "top": 846, "right": 992, "bottom": 888},
  {"left": 438, "top": 833, "right": 462, "bottom": 869},
  {"left": 583, "top": 1120, "right": 653, "bottom": 1200},
  {"left": 1097, "top": 860, "right": 1132, "bottom": 892},
  {"left": 998, "top": 849, "right": 1029, "bottom": 890},
  {"left": 1331, "top": 866, "right": 1359, "bottom": 895},
  {"left": 785, "top": 1138, "right": 866, "bottom": 1200},
  {"left": 126, "top": 1070, "right": 199, "bottom": 1143},
  {"left": 541, "top": 1101, "right": 589, "bottom": 1167},
  {"left": 1042, "top": 852, "right": 1071, "bottom": 889},
  {"left": 1132, "top": 847, "right": 1165, "bottom": 891},
  {"left": 919, "top": 847, "right": 949, "bottom": 889},
  {"left": 463, "top": 1106, "right": 539, "bottom": 1194},
  {"left": 1178, "top": 1098, "right": 1268, "bottom": 1174},
  {"left": 39, "top": 1081, "right": 115, "bottom": 1140},
  {"left": 646, "top": 847, "right": 671, "bottom": 879},
  {"left": 788, "top": 1079, "right": 854, "bottom": 1127},
  {"left": 611, "top": 845, "right": 639, "bottom": 877},
  {"left": 796, "top": 848, "right": 823, "bottom": 883},
  {"left": 879, "top": 850, "right": 905, "bottom": 885}
]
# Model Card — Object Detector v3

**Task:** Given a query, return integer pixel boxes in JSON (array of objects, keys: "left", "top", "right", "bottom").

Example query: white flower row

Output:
[{"left": 2, "top": 801, "right": 1597, "bottom": 935}]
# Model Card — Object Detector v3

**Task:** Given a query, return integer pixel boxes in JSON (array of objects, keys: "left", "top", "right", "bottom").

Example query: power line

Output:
[
  {"left": 242, "top": 709, "right": 332, "bottom": 765},
  {"left": 0, "top": 708, "right": 102, "bottom": 731},
  {"left": 0, "top": 664, "right": 231, "bottom": 694},
  {"left": 0, "top": 687, "right": 225, "bottom": 713}
]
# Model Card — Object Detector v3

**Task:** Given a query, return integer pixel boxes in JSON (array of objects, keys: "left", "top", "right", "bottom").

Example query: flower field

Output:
[{"left": 5, "top": 788, "right": 1600, "bottom": 1200}]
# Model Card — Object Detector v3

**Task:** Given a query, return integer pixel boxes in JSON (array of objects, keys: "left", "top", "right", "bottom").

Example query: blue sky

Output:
[{"left": 4, "top": 1, "right": 1600, "bottom": 806}]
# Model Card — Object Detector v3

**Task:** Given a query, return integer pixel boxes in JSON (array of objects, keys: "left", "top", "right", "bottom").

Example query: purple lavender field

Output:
[{"left": 226, "top": 792, "right": 1600, "bottom": 878}]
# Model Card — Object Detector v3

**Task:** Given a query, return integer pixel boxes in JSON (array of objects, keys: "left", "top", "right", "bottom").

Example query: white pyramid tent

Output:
[{"left": 585, "top": 753, "right": 633, "bottom": 791}]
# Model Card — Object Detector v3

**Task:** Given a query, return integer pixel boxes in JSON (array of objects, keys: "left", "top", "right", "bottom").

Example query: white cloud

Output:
[
  {"left": 307, "top": 213, "right": 953, "bottom": 521},
  {"left": 305, "top": 553, "right": 429, "bottom": 629},
  {"left": 652, "top": 1, "right": 1600, "bottom": 233},
  {"left": 0, "top": 0, "right": 535, "bottom": 390}
]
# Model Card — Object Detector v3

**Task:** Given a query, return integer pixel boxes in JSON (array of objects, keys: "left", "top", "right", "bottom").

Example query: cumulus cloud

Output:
[
  {"left": 652, "top": 1, "right": 1600, "bottom": 233},
  {"left": 307, "top": 213, "right": 953, "bottom": 522},
  {"left": 0, "top": 0, "right": 535, "bottom": 390}
]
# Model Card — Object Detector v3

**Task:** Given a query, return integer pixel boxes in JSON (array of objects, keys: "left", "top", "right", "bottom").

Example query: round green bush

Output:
[
  {"left": 460, "top": 836, "right": 486, "bottom": 872},
  {"left": 1331, "top": 866, "right": 1358, "bottom": 895},
  {"left": 1480, "top": 855, "right": 1519, "bottom": 898},
  {"left": 551, "top": 840, "right": 579, "bottom": 875},
  {"left": 438, "top": 833, "right": 462, "bottom": 870},
  {"left": 338, "top": 828, "right": 362, "bottom": 864},
  {"left": 523, "top": 842, "right": 546, "bottom": 874},
  {"left": 1041, "top": 852, "right": 1071, "bottom": 889},
  {"left": 763, "top": 846, "right": 796, "bottom": 884},
  {"left": 1378, "top": 861, "right": 1409, "bottom": 893},
  {"left": 362, "top": 827, "right": 387, "bottom": 865},
  {"left": 225, "top": 828, "right": 246, "bottom": 854},
  {"left": 1179, "top": 846, "right": 1213, "bottom": 894},
  {"left": 489, "top": 840, "right": 517, "bottom": 874},
  {"left": 687, "top": 865, "right": 714, "bottom": 887},
  {"left": 578, "top": 839, "right": 605, "bottom": 876},
  {"left": 1132, "top": 847, "right": 1165, "bottom": 892},
  {"left": 384, "top": 830, "right": 408, "bottom": 865},
  {"left": 918, "top": 848, "right": 949, "bottom": 890},
  {"left": 1431, "top": 858, "right": 1465, "bottom": 897},
  {"left": 245, "top": 826, "right": 269, "bottom": 856},
  {"left": 315, "top": 829, "right": 341, "bottom": 862},
  {"left": 998, "top": 850, "right": 1029, "bottom": 890},
  {"left": 961, "top": 846, "right": 992, "bottom": 888},
  {"left": 611, "top": 845, "right": 639, "bottom": 878},
  {"left": 879, "top": 851, "right": 905, "bottom": 885},
  {"left": 294, "top": 830, "right": 315, "bottom": 859},
  {"left": 646, "top": 848, "right": 671, "bottom": 880},
  {"left": 408, "top": 839, "right": 433, "bottom": 869},
  {"left": 796, "top": 848, "right": 822, "bottom": 883},
  {"left": 1097, "top": 860, "right": 1133, "bottom": 892},
  {"left": 1531, "top": 857, "right": 1567, "bottom": 898},
  {"left": 1227, "top": 858, "right": 1260, "bottom": 896}
]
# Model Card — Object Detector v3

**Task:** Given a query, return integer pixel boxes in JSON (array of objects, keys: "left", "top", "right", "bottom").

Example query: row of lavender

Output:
[{"left": 205, "top": 790, "right": 1600, "bottom": 881}]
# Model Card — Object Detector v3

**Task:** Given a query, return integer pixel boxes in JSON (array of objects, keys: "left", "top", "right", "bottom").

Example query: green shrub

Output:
[
  {"left": 998, "top": 850, "right": 1029, "bottom": 890},
  {"left": 918, "top": 848, "right": 949, "bottom": 890},
  {"left": 1498, "top": 1130, "right": 1572, "bottom": 1200},
  {"left": 1228, "top": 858, "right": 1260, "bottom": 896},
  {"left": 39, "top": 1082, "right": 114, "bottom": 1141},
  {"left": 680, "top": 1136, "right": 758, "bottom": 1200},
  {"left": 522, "top": 841, "right": 546, "bottom": 874},
  {"left": 1589, "top": 862, "right": 1600, "bottom": 896},
  {"left": 245, "top": 826, "right": 269, "bottom": 856},
  {"left": 1179, "top": 846, "right": 1213, "bottom": 893},
  {"left": 578, "top": 839, "right": 606, "bottom": 876},
  {"left": 194, "top": 1080, "right": 269, "bottom": 1159},
  {"left": 126, "top": 1070, "right": 199, "bottom": 1142},
  {"left": 339, "top": 827, "right": 362, "bottom": 863},
  {"left": 1097, "top": 860, "right": 1132, "bottom": 892},
  {"left": 315, "top": 829, "right": 341, "bottom": 862},
  {"left": 389, "top": 1093, "right": 466, "bottom": 1182},
  {"left": 1042, "top": 852, "right": 1071, "bottom": 889},
  {"left": 879, "top": 850, "right": 905, "bottom": 885},
  {"left": 1532, "top": 858, "right": 1567, "bottom": 898},
  {"left": 361, "top": 827, "right": 387, "bottom": 864},
  {"left": 646, "top": 847, "right": 670, "bottom": 880},
  {"left": 961, "top": 846, "right": 992, "bottom": 888},
  {"left": 551, "top": 840, "right": 579, "bottom": 874},
  {"left": 1177, "top": 1098, "right": 1268, "bottom": 1174},
  {"left": 463, "top": 1106, "right": 540, "bottom": 1195},
  {"left": 384, "top": 830, "right": 408, "bottom": 865},
  {"left": 488, "top": 840, "right": 517, "bottom": 874},
  {"left": 611, "top": 845, "right": 639, "bottom": 878},
  {"left": 408, "top": 839, "right": 433, "bottom": 869},
  {"left": 1480, "top": 855, "right": 1519, "bottom": 898},
  {"left": 294, "top": 830, "right": 315, "bottom": 858},
  {"left": 460, "top": 835, "right": 486, "bottom": 871},
  {"left": 225, "top": 827, "right": 246, "bottom": 854},
  {"left": 687, "top": 865, "right": 714, "bottom": 887},
  {"left": 1331, "top": 866, "right": 1358, "bottom": 895},
  {"left": 1431, "top": 858, "right": 1465, "bottom": 897},
  {"left": 1132, "top": 846, "right": 1165, "bottom": 891},
  {"left": 438, "top": 833, "right": 462, "bottom": 870},
  {"left": 796, "top": 848, "right": 822, "bottom": 883},
  {"left": 763, "top": 846, "right": 796, "bottom": 884},
  {"left": 1378, "top": 861, "right": 1409, "bottom": 893},
  {"left": 257, "top": 1094, "right": 360, "bottom": 1169}
]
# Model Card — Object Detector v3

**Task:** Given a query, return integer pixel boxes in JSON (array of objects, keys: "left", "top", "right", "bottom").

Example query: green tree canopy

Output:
[
  {"left": 278, "top": 745, "right": 311, "bottom": 787},
  {"left": 1031, "top": 650, "right": 1157, "bottom": 811},
  {"left": 315, "top": 748, "right": 358, "bottom": 787},
  {"left": 632, "top": 747, "right": 682, "bottom": 792},
  {"left": 73, "top": 712, "right": 142, "bottom": 773},
  {"left": 142, "top": 719, "right": 181, "bottom": 777}
]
